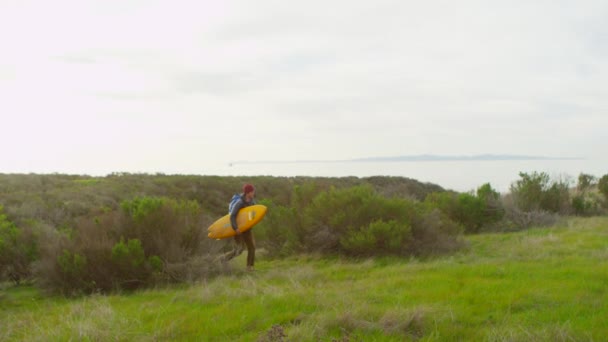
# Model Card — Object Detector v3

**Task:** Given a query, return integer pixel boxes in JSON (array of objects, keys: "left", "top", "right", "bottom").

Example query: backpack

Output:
[{"left": 228, "top": 194, "right": 242, "bottom": 214}]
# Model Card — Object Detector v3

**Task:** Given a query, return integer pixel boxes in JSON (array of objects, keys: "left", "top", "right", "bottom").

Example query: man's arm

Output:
[{"left": 230, "top": 199, "right": 245, "bottom": 231}]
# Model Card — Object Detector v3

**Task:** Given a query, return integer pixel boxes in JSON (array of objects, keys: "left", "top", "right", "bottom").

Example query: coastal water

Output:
[{"left": 203, "top": 158, "right": 608, "bottom": 193}]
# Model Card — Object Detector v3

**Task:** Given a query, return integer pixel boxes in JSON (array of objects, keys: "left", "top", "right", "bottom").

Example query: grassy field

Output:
[{"left": 1, "top": 217, "right": 607, "bottom": 341}]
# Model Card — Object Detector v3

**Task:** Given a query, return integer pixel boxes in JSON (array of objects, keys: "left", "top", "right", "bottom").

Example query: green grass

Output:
[{"left": 2, "top": 217, "right": 607, "bottom": 341}]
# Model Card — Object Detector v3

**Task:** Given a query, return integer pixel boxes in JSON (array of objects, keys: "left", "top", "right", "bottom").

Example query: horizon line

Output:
[{"left": 231, "top": 154, "right": 585, "bottom": 165}]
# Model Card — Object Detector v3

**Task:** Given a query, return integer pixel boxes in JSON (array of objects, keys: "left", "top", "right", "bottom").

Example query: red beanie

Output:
[{"left": 243, "top": 184, "right": 255, "bottom": 194}]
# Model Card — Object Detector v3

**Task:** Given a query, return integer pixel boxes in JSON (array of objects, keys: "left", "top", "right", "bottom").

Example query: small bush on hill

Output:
[
  {"left": 35, "top": 197, "right": 223, "bottom": 294},
  {"left": 409, "top": 208, "right": 463, "bottom": 255},
  {"left": 510, "top": 172, "right": 571, "bottom": 214},
  {"left": 571, "top": 173, "right": 604, "bottom": 216},
  {"left": 577, "top": 173, "right": 596, "bottom": 193},
  {"left": 255, "top": 200, "right": 300, "bottom": 257},
  {"left": 0, "top": 206, "right": 39, "bottom": 284},
  {"left": 424, "top": 183, "right": 504, "bottom": 234},
  {"left": 500, "top": 194, "right": 559, "bottom": 231},
  {"left": 341, "top": 219, "right": 412, "bottom": 255},
  {"left": 268, "top": 185, "right": 464, "bottom": 256},
  {"left": 110, "top": 238, "right": 154, "bottom": 288},
  {"left": 302, "top": 186, "right": 410, "bottom": 254},
  {"left": 598, "top": 174, "right": 608, "bottom": 207}
]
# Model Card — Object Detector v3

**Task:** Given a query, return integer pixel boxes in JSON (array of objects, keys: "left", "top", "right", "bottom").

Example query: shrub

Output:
[
  {"left": 35, "top": 197, "right": 224, "bottom": 294},
  {"left": 577, "top": 173, "right": 596, "bottom": 193},
  {"left": 340, "top": 220, "right": 412, "bottom": 256},
  {"left": 35, "top": 215, "right": 118, "bottom": 294},
  {"left": 572, "top": 195, "right": 586, "bottom": 216},
  {"left": 121, "top": 197, "right": 164, "bottom": 222},
  {"left": 111, "top": 238, "right": 146, "bottom": 268},
  {"left": 409, "top": 208, "right": 464, "bottom": 255},
  {"left": 148, "top": 255, "right": 163, "bottom": 272},
  {"left": 541, "top": 177, "right": 572, "bottom": 214},
  {"left": 599, "top": 174, "right": 608, "bottom": 205},
  {"left": 302, "top": 186, "right": 411, "bottom": 254},
  {"left": 510, "top": 172, "right": 549, "bottom": 212},
  {"left": 501, "top": 194, "right": 559, "bottom": 231},
  {"left": 301, "top": 185, "right": 461, "bottom": 256},
  {"left": 118, "top": 197, "right": 207, "bottom": 262},
  {"left": 254, "top": 200, "right": 300, "bottom": 257},
  {"left": 424, "top": 183, "right": 504, "bottom": 234},
  {"left": 0, "top": 206, "right": 39, "bottom": 284},
  {"left": 56, "top": 249, "right": 89, "bottom": 291},
  {"left": 510, "top": 172, "right": 572, "bottom": 214},
  {"left": 115, "top": 197, "right": 225, "bottom": 283}
]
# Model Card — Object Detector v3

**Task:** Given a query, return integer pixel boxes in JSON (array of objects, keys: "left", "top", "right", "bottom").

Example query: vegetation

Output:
[
  {"left": 258, "top": 185, "right": 462, "bottom": 258},
  {"left": 0, "top": 174, "right": 446, "bottom": 294},
  {"left": 0, "top": 206, "right": 38, "bottom": 284},
  {"left": 2, "top": 216, "right": 607, "bottom": 340},
  {"left": 0, "top": 172, "right": 607, "bottom": 295},
  {"left": 423, "top": 183, "right": 504, "bottom": 234}
]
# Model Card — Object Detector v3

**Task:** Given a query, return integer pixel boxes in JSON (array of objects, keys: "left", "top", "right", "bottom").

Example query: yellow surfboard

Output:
[{"left": 207, "top": 205, "right": 267, "bottom": 240}]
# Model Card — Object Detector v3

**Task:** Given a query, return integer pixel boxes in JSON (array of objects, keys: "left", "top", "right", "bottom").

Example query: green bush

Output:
[
  {"left": 577, "top": 173, "right": 596, "bottom": 193},
  {"left": 599, "top": 174, "right": 608, "bottom": 205},
  {"left": 57, "top": 249, "right": 87, "bottom": 277},
  {"left": 510, "top": 172, "right": 548, "bottom": 212},
  {"left": 114, "top": 197, "right": 222, "bottom": 284},
  {"left": 542, "top": 180, "right": 571, "bottom": 214},
  {"left": 424, "top": 183, "right": 504, "bottom": 234},
  {"left": 34, "top": 196, "right": 223, "bottom": 294},
  {"left": 409, "top": 208, "right": 464, "bottom": 255},
  {"left": 111, "top": 238, "right": 145, "bottom": 268},
  {"left": 571, "top": 193, "right": 604, "bottom": 216},
  {"left": 121, "top": 197, "right": 164, "bottom": 222},
  {"left": 571, "top": 195, "right": 587, "bottom": 216},
  {"left": 110, "top": 238, "right": 156, "bottom": 289},
  {"left": 255, "top": 200, "right": 300, "bottom": 257},
  {"left": 302, "top": 186, "right": 411, "bottom": 253},
  {"left": 340, "top": 220, "right": 411, "bottom": 256},
  {"left": 572, "top": 173, "right": 604, "bottom": 216},
  {"left": 118, "top": 197, "right": 206, "bottom": 262},
  {"left": 148, "top": 255, "right": 163, "bottom": 272},
  {"left": 53, "top": 248, "right": 94, "bottom": 293},
  {"left": 475, "top": 183, "right": 505, "bottom": 228},
  {"left": 301, "top": 185, "right": 461, "bottom": 256},
  {"left": 0, "top": 206, "right": 39, "bottom": 284},
  {"left": 510, "top": 172, "right": 571, "bottom": 214}
]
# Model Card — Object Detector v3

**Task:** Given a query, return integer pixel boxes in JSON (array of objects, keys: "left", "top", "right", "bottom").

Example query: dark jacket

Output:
[{"left": 230, "top": 194, "right": 255, "bottom": 231}]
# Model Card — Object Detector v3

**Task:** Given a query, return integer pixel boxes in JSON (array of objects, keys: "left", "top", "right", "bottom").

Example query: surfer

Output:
[{"left": 223, "top": 183, "right": 257, "bottom": 271}]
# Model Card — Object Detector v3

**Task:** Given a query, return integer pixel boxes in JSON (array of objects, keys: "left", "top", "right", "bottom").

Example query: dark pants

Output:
[{"left": 224, "top": 230, "right": 255, "bottom": 266}]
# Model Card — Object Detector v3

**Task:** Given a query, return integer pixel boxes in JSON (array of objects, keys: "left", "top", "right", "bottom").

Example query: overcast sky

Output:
[{"left": 1, "top": 0, "right": 607, "bottom": 176}]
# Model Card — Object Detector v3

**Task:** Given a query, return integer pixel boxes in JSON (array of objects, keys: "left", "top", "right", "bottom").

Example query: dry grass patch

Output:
[{"left": 379, "top": 307, "right": 428, "bottom": 338}]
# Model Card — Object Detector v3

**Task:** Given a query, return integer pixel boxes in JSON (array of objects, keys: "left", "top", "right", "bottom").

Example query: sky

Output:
[{"left": 1, "top": 0, "right": 607, "bottom": 176}]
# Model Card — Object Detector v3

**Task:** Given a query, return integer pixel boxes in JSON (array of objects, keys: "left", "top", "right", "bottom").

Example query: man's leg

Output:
[
  {"left": 243, "top": 230, "right": 255, "bottom": 269},
  {"left": 222, "top": 234, "right": 245, "bottom": 261}
]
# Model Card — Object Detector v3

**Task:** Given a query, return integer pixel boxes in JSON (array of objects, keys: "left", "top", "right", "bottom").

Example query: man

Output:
[{"left": 224, "top": 183, "right": 257, "bottom": 271}]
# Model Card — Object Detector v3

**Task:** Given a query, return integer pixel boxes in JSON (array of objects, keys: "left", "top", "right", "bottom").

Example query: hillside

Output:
[{"left": 2, "top": 216, "right": 607, "bottom": 341}]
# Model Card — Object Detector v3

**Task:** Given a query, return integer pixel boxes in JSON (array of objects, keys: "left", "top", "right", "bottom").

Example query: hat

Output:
[{"left": 243, "top": 184, "right": 255, "bottom": 194}]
